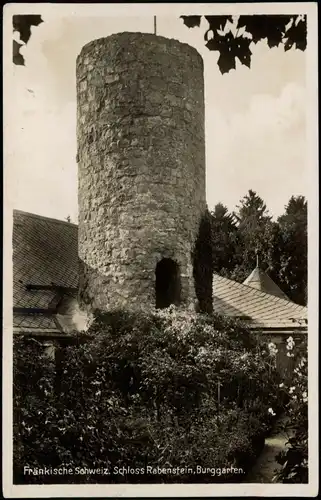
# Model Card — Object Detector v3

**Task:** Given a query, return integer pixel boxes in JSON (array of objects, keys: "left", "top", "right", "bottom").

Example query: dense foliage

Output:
[
  {"left": 278, "top": 196, "right": 308, "bottom": 305},
  {"left": 209, "top": 191, "right": 307, "bottom": 305},
  {"left": 13, "top": 309, "right": 284, "bottom": 484},
  {"left": 274, "top": 337, "right": 308, "bottom": 483},
  {"left": 13, "top": 15, "right": 43, "bottom": 65},
  {"left": 192, "top": 209, "right": 214, "bottom": 314},
  {"left": 181, "top": 15, "right": 307, "bottom": 74}
]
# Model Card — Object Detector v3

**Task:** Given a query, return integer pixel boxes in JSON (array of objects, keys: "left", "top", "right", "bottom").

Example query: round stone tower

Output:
[{"left": 76, "top": 32, "right": 206, "bottom": 312}]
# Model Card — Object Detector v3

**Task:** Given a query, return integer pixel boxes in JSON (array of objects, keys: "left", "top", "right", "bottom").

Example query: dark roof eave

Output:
[
  {"left": 14, "top": 330, "right": 71, "bottom": 338},
  {"left": 247, "top": 325, "right": 307, "bottom": 333}
]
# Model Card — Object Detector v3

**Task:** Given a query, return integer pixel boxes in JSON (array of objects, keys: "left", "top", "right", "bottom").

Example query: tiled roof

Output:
[
  {"left": 13, "top": 210, "right": 78, "bottom": 334},
  {"left": 13, "top": 313, "right": 60, "bottom": 331},
  {"left": 213, "top": 273, "right": 307, "bottom": 330},
  {"left": 12, "top": 210, "right": 307, "bottom": 335},
  {"left": 243, "top": 266, "right": 290, "bottom": 300}
]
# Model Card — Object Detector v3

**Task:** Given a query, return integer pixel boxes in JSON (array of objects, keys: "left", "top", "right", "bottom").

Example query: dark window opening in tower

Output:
[{"left": 155, "top": 258, "right": 181, "bottom": 309}]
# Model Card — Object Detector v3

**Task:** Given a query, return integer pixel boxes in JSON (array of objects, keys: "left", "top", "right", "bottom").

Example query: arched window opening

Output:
[{"left": 155, "top": 258, "right": 181, "bottom": 309}]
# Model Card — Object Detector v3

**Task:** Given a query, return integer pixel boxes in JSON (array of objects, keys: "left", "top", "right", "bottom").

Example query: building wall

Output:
[{"left": 77, "top": 33, "right": 206, "bottom": 312}]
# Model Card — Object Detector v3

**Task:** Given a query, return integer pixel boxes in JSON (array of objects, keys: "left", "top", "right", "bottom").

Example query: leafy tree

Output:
[
  {"left": 208, "top": 192, "right": 285, "bottom": 286},
  {"left": 230, "top": 223, "right": 282, "bottom": 284},
  {"left": 261, "top": 221, "right": 286, "bottom": 287},
  {"left": 208, "top": 192, "right": 307, "bottom": 305},
  {"left": 234, "top": 189, "right": 272, "bottom": 230},
  {"left": 210, "top": 203, "right": 240, "bottom": 276},
  {"left": 277, "top": 196, "right": 307, "bottom": 305},
  {"left": 228, "top": 190, "right": 276, "bottom": 282},
  {"left": 181, "top": 15, "right": 307, "bottom": 74},
  {"left": 278, "top": 195, "right": 307, "bottom": 228}
]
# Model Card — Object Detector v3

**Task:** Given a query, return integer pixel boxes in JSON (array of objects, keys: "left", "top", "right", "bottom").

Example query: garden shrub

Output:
[
  {"left": 274, "top": 337, "right": 308, "bottom": 483},
  {"left": 192, "top": 208, "right": 214, "bottom": 314},
  {"left": 13, "top": 307, "right": 283, "bottom": 484}
]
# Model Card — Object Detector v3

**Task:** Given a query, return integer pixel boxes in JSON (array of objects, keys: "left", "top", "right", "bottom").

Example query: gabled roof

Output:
[
  {"left": 12, "top": 210, "right": 307, "bottom": 336},
  {"left": 243, "top": 265, "right": 290, "bottom": 300},
  {"left": 213, "top": 273, "right": 307, "bottom": 331}
]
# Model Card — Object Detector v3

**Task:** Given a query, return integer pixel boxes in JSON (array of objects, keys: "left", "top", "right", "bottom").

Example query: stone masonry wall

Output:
[{"left": 76, "top": 32, "right": 206, "bottom": 312}]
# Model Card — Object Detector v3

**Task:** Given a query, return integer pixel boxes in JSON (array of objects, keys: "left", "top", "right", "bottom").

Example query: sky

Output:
[{"left": 7, "top": 11, "right": 307, "bottom": 223}]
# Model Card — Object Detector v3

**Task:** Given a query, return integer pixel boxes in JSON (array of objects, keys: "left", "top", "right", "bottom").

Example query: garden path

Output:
[{"left": 245, "top": 415, "right": 290, "bottom": 483}]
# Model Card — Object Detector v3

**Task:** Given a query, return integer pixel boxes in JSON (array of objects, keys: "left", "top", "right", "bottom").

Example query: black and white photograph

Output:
[{"left": 2, "top": 2, "right": 318, "bottom": 497}]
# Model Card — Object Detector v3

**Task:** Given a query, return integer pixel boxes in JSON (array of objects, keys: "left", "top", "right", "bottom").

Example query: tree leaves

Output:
[
  {"left": 181, "top": 14, "right": 307, "bottom": 74},
  {"left": 235, "top": 189, "right": 271, "bottom": 227},
  {"left": 236, "top": 15, "right": 292, "bottom": 46},
  {"left": 12, "top": 14, "right": 43, "bottom": 65},
  {"left": 13, "top": 14, "right": 307, "bottom": 71},
  {"left": 205, "top": 31, "right": 252, "bottom": 74},
  {"left": 13, "top": 40, "right": 25, "bottom": 66},
  {"left": 180, "top": 15, "right": 201, "bottom": 28},
  {"left": 205, "top": 32, "right": 236, "bottom": 73},
  {"left": 284, "top": 18, "right": 307, "bottom": 51},
  {"left": 13, "top": 15, "right": 43, "bottom": 44},
  {"left": 205, "top": 15, "right": 233, "bottom": 34},
  {"left": 217, "top": 49, "right": 236, "bottom": 74},
  {"left": 233, "top": 35, "right": 252, "bottom": 69}
]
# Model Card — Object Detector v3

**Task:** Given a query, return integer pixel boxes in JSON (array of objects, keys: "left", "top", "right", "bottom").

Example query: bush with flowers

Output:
[
  {"left": 13, "top": 307, "right": 285, "bottom": 484},
  {"left": 273, "top": 336, "right": 308, "bottom": 483}
]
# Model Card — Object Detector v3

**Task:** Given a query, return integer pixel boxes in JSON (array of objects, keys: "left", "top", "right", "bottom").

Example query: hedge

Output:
[{"left": 13, "top": 307, "right": 284, "bottom": 484}]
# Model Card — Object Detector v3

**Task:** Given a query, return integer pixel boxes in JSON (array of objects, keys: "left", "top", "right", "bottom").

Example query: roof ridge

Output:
[
  {"left": 213, "top": 272, "right": 306, "bottom": 310},
  {"left": 14, "top": 209, "right": 78, "bottom": 228}
]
